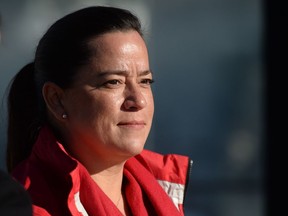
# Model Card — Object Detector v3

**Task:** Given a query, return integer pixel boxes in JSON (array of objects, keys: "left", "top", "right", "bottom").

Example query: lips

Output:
[{"left": 117, "top": 121, "right": 146, "bottom": 128}]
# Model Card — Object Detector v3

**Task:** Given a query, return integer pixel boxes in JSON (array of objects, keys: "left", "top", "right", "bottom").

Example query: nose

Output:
[{"left": 122, "top": 84, "right": 147, "bottom": 111}]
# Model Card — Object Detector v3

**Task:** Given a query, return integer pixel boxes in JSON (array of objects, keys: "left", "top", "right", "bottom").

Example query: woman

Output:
[{"left": 7, "top": 6, "right": 192, "bottom": 216}]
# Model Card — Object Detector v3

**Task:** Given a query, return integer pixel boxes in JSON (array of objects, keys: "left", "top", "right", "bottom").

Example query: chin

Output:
[{"left": 121, "top": 141, "right": 145, "bottom": 157}]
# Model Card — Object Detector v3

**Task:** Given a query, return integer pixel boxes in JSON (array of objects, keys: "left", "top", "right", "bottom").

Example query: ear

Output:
[{"left": 42, "top": 82, "right": 66, "bottom": 121}]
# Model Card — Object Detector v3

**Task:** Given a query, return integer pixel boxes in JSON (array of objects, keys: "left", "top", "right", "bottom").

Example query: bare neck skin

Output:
[
  {"left": 91, "top": 162, "right": 130, "bottom": 215},
  {"left": 91, "top": 162, "right": 125, "bottom": 203}
]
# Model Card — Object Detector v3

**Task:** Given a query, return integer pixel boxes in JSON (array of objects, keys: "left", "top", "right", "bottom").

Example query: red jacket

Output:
[{"left": 12, "top": 127, "right": 192, "bottom": 216}]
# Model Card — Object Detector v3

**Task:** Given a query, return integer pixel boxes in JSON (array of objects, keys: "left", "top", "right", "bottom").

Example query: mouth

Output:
[{"left": 117, "top": 121, "right": 146, "bottom": 129}]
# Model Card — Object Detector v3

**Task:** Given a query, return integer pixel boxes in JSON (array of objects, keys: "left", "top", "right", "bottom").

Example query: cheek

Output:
[
  {"left": 83, "top": 93, "right": 123, "bottom": 119},
  {"left": 64, "top": 92, "right": 98, "bottom": 120},
  {"left": 146, "top": 92, "right": 155, "bottom": 114}
]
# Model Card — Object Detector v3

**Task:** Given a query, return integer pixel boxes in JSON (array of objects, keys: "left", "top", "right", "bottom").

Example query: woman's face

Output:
[{"left": 62, "top": 31, "right": 154, "bottom": 164}]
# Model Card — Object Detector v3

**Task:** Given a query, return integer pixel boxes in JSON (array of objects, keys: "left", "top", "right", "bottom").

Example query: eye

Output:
[
  {"left": 106, "top": 80, "right": 121, "bottom": 85},
  {"left": 102, "top": 79, "right": 123, "bottom": 88},
  {"left": 140, "top": 79, "right": 154, "bottom": 85}
]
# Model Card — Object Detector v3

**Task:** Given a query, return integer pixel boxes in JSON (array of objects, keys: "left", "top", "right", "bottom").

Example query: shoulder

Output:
[{"left": 136, "top": 149, "right": 191, "bottom": 184}]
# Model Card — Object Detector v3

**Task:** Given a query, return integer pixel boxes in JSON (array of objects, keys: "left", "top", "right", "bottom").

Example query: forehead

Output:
[
  {"left": 72, "top": 31, "right": 150, "bottom": 84},
  {"left": 86, "top": 31, "right": 149, "bottom": 71},
  {"left": 88, "top": 30, "right": 147, "bottom": 58}
]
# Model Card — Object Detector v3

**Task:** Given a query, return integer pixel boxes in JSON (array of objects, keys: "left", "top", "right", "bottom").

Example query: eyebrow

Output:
[{"left": 97, "top": 70, "right": 152, "bottom": 77}]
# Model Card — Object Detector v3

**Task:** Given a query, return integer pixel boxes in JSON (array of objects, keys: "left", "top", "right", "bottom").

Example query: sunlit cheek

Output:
[
  {"left": 145, "top": 92, "right": 154, "bottom": 108},
  {"left": 92, "top": 96, "right": 122, "bottom": 117}
]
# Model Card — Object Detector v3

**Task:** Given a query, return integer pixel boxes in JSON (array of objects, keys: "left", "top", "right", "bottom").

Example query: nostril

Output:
[
  {"left": 122, "top": 96, "right": 146, "bottom": 111},
  {"left": 122, "top": 99, "right": 138, "bottom": 111}
]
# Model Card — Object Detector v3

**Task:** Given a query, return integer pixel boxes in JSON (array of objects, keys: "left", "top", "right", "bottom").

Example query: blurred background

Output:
[{"left": 0, "top": 0, "right": 265, "bottom": 216}]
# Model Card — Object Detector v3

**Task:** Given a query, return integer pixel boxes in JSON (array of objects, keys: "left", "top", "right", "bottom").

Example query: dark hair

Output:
[{"left": 6, "top": 6, "right": 143, "bottom": 172}]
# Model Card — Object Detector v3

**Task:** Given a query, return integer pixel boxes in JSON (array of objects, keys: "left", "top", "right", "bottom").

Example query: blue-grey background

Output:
[{"left": 0, "top": 0, "right": 264, "bottom": 216}]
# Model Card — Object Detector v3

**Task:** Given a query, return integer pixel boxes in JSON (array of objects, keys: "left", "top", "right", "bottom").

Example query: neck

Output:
[
  {"left": 91, "top": 163, "right": 130, "bottom": 215},
  {"left": 91, "top": 163, "right": 124, "bottom": 203}
]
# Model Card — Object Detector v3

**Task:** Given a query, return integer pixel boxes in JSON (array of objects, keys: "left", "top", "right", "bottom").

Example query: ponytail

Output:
[{"left": 7, "top": 63, "right": 41, "bottom": 172}]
